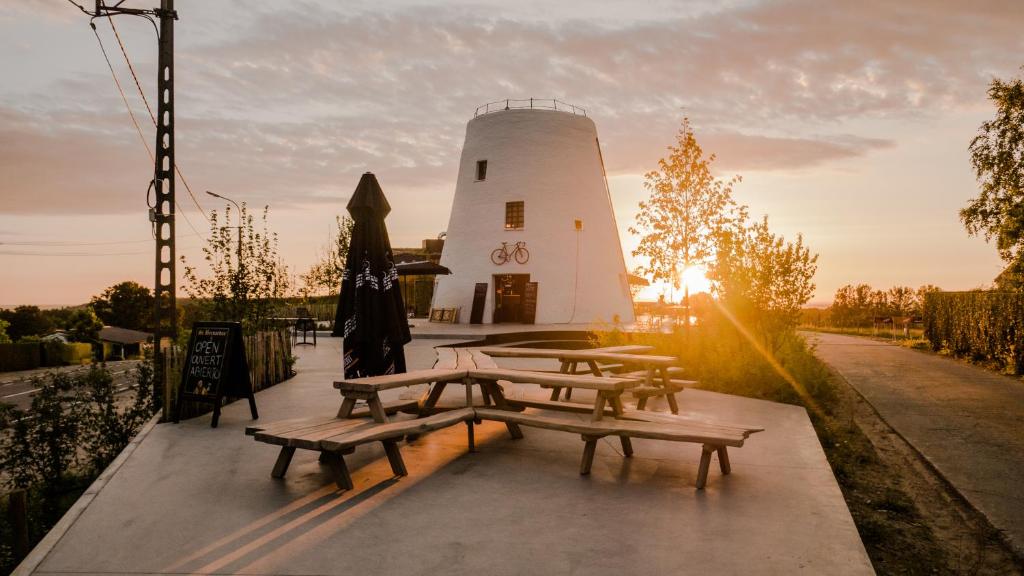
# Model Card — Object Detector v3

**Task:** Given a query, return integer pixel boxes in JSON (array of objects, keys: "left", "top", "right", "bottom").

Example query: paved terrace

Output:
[{"left": 20, "top": 337, "right": 872, "bottom": 575}]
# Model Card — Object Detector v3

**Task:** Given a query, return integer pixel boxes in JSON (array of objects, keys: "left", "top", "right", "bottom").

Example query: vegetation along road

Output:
[
  {"left": 0, "top": 360, "right": 141, "bottom": 412},
  {"left": 806, "top": 331, "right": 1024, "bottom": 560}
]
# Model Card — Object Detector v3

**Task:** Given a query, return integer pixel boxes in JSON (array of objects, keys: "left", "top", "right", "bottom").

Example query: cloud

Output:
[{"left": 1, "top": 0, "right": 1020, "bottom": 214}]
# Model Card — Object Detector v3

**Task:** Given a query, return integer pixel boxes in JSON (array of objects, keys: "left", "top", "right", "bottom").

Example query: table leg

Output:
[
  {"left": 482, "top": 379, "right": 524, "bottom": 439},
  {"left": 337, "top": 396, "right": 357, "bottom": 419},
  {"left": 580, "top": 436, "right": 599, "bottom": 475},
  {"left": 418, "top": 381, "right": 449, "bottom": 416},
  {"left": 322, "top": 452, "right": 354, "bottom": 490},
  {"left": 271, "top": 446, "right": 295, "bottom": 478},
  {"left": 606, "top": 393, "right": 633, "bottom": 456},
  {"left": 591, "top": 393, "right": 608, "bottom": 421},
  {"left": 367, "top": 395, "right": 390, "bottom": 423},
  {"left": 661, "top": 367, "right": 680, "bottom": 414}
]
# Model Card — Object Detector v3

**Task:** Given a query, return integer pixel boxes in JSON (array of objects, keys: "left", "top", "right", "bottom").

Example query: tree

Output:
[
  {"left": 67, "top": 308, "right": 103, "bottom": 343},
  {"left": 300, "top": 215, "right": 354, "bottom": 297},
  {"left": 0, "top": 318, "right": 10, "bottom": 343},
  {"left": 830, "top": 284, "right": 874, "bottom": 327},
  {"left": 630, "top": 118, "right": 745, "bottom": 310},
  {"left": 961, "top": 73, "right": 1024, "bottom": 289},
  {"left": 182, "top": 203, "right": 291, "bottom": 329},
  {"left": 887, "top": 286, "right": 917, "bottom": 316},
  {"left": 90, "top": 281, "right": 153, "bottom": 331},
  {"left": 709, "top": 216, "right": 818, "bottom": 351},
  {"left": 0, "top": 305, "right": 53, "bottom": 341},
  {"left": 914, "top": 284, "right": 942, "bottom": 317}
]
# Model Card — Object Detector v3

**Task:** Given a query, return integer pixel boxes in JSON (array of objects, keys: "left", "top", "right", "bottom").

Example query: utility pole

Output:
[{"left": 90, "top": 0, "right": 178, "bottom": 409}]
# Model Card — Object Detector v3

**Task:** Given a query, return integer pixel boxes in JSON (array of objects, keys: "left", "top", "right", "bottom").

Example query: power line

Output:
[
  {"left": 108, "top": 17, "right": 210, "bottom": 225},
  {"left": 0, "top": 231, "right": 202, "bottom": 247},
  {"left": 89, "top": 21, "right": 206, "bottom": 241}
]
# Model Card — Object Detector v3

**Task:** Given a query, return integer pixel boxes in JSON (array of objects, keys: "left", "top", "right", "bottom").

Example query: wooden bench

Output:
[
  {"left": 249, "top": 408, "right": 476, "bottom": 489},
  {"left": 474, "top": 407, "right": 760, "bottom": 489},
  {"left": 478, "top": 347, "right": 686, "bottom": 412}
]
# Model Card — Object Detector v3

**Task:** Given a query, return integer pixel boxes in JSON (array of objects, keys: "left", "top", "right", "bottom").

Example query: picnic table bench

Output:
[
  {"left": 479, "top": 346, "right": 687, "bottom": 413},
  {"left": 247, "top": 346, "right": 762, "bottom": 491}
]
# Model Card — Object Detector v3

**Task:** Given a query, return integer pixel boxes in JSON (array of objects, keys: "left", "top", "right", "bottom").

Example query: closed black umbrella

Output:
[{"left": 332, "top": 172, "right": 410, "bottom": 378}]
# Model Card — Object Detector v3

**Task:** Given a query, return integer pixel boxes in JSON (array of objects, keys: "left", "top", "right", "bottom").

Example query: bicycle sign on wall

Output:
[{"left": 491, "top": 241, "right": 530, "bottom": 265}]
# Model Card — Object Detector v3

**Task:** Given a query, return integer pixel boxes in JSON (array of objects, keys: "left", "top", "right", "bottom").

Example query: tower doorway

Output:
[{"left": 493, "top": 274, "right": 530, "bottom": 323}]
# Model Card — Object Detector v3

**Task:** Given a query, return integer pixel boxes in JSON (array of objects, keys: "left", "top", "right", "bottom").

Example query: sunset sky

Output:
[{"left": 1, "top": 0, "right": 1021, "bottom": 306}]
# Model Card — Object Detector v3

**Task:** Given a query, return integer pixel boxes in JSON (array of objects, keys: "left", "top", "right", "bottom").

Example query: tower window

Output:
[
  {"left": 505, "top": 201, "right": 524, "bottom": 230},
  {"left": 476, "top": 160, "right": 488, "bottom": 181}
]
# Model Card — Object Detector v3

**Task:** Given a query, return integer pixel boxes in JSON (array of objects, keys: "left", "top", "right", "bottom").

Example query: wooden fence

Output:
[{"left": 162, "top": 327, "right": 294, "bottom": 421}]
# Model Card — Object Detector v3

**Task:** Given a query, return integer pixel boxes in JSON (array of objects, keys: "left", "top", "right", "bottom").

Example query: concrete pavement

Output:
[
  {"left": 807, "top": 331, "right": 1024, "bottom": 557},
  {"left": 21, "top": 337, "right": 872, "bottom": 575}
]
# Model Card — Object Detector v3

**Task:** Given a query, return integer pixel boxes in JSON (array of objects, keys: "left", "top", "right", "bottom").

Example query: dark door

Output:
[{"left": 493, "top": 274, "right": 530, "bottom": 323}]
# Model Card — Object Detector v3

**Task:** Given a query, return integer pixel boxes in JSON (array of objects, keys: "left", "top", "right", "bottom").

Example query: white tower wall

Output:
[{"left": 433, "top": 107, "right": 635, "bottom": 324}]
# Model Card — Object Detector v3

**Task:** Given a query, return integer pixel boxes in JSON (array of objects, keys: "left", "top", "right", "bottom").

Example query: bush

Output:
[
  {"left": 0, "top": 364, "right": 156, "bottom": 489},
  {"left": 923, "top": 291, "right": 1024, "bottom": 373},
  {"left": 596, "top": 308, "right": 836, "bottom": 412},
  {"left": 0, "top": 364, "right": 155, "bottom": 572},
  {"left": 0, "top": 343, "right": 41, "bottom": 372}
]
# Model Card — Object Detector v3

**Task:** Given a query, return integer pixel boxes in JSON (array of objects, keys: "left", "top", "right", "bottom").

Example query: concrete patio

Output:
[{"left": 21, "top": 336, "right": 873, "bottom": 575}]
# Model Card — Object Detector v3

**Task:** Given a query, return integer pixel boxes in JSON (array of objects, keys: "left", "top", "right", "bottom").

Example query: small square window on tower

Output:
[
  {"left": 505, "top": 201, "right": 524, "bottom": 230},
  {"left": 476, "top": 160, "right": 488, "bottom": 181}
]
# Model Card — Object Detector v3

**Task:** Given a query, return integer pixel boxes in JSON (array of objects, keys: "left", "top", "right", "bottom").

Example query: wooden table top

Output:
[
  {"left": 478, "top": 347, "right": 677, "bottom": 366},
  {"left": 334, "top": 368, "right": 468, "bottom": 392},
  {"left": 468, "top": 368, "right": 641, "bottom": 391}
]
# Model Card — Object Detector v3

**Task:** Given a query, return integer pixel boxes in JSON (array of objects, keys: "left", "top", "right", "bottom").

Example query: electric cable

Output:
[
  {"left": 90, "top": 21, "right": 206, "bottom": 241},
  {"left": 109, "top": 17, "right": 211, "bottom": 225}
]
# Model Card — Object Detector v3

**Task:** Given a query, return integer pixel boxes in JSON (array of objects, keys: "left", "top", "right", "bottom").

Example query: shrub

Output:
[{"left": 0, "top": 343, "right": 41, "bottom": 372}]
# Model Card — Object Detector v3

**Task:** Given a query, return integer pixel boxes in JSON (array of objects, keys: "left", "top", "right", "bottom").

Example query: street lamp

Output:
[{"left": 205, "top": 190, "right": 244, "bottom": 294}]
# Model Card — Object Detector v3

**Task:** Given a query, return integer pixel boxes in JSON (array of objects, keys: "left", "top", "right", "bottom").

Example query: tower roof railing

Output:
[{"left": 474, "top": 98, "right": 587, "bottom": 117}]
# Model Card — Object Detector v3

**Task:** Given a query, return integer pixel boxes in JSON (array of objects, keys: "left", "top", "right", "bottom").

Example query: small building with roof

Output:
[{"left": 99, "top": 326, "right": 152, "bottom": 360}]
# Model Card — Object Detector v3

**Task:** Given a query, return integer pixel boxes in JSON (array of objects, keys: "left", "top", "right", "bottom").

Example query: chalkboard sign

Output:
[
  {"left": 175, "top": 322, "right": 258, "bottom": 428},
  {"left": 470, "top": 282, "right": 488, "bottom": 324},
  {"left": 522, "top": 282, "right": 538, "bottom": 324}
]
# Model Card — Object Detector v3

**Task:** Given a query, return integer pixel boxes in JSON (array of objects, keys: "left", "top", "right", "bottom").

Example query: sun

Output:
[
  {"left": 633, "top": 266, "right": 713, "bottom": 302},
  {"left": 680, "top": 266, "right": 712, "bottom": 295}
]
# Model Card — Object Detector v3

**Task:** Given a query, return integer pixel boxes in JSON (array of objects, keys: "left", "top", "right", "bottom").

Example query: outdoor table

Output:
[
  {"left": 479, "top": 347, "right": 682, "bottom": 413},
  {"left": 268, "top": 316, "right": 317, "bottom": 346},
  {"left": 333, "top": 369, "right": 468, "bottom": 464},
  {"left": 468, "top": 367, "right": 642, "bottom": 455}
]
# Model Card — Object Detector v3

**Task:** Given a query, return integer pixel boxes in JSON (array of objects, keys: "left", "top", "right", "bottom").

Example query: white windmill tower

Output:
[{"left": 432, "top": 99, "right": 635, "bottom": 325}]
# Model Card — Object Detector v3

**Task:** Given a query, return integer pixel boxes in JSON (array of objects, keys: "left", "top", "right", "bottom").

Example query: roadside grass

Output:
[
  {"left": 596, "top": 323, "right": 951, "bottom": 574},
  {"left": 801, "top": 325, "right": 931, "bottom": 350}
]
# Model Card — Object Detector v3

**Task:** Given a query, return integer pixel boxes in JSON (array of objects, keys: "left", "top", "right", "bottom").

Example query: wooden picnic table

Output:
[{"left": 478, "top": 346, "right": 685, "bottom": 413}]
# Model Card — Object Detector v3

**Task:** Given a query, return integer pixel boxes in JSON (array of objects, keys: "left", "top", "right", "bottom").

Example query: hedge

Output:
[
  {"left": 923, "top": 291, "right": 1024, "bottom": 373},
  {"left": 0, "top": 344, "right": 41, "bottom": 372},
  {"left": 0, "top": 342, "right": 94, "bottom": 372}
]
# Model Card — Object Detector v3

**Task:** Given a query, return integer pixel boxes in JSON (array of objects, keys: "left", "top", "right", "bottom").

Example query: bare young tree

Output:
[
  {"left": 181, "top": 204, "right": 291, "bottom": 329},
  {"left": 300, "top": 215, "right": 354, "bottom": 297},
  {"left": 630, "top": 117, "right": 744, "bottom": 310}
]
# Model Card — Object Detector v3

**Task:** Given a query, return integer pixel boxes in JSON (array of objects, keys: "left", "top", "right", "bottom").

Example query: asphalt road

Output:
[
  {"left": 806, "top": 331, "right": 1024, "bottom": 558},
  {"left": 0, "top": 360, "right": 142, "bottom": 412}
]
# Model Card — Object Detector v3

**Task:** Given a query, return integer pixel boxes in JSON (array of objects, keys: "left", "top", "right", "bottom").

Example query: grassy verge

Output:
[
  {"left": 595, "top": 323, "right": 1006, "bottom": 574},
  {"left": 801, "top": 325, "right": 931, "bottom": 350}
]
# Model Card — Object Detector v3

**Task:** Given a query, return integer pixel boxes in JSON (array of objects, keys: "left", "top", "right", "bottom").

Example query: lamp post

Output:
[{"left": 205, "top": 190, "right": 244, "bottom": 302}]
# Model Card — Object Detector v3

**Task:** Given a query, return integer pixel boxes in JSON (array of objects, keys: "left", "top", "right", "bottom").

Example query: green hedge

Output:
[
  {"left": 0, "top": 342, "right": 93, "bottom": 372},
  {"left": 923, "top": 291, "right": 1024, "bottom": 373},
  {"left": 0, "top": 344, "right": 41, "bottom": 372}
]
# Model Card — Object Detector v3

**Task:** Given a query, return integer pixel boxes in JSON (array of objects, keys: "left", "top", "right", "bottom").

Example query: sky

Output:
[{"left": 0, "top": 0, "right": 1021, "bottom": 306}]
